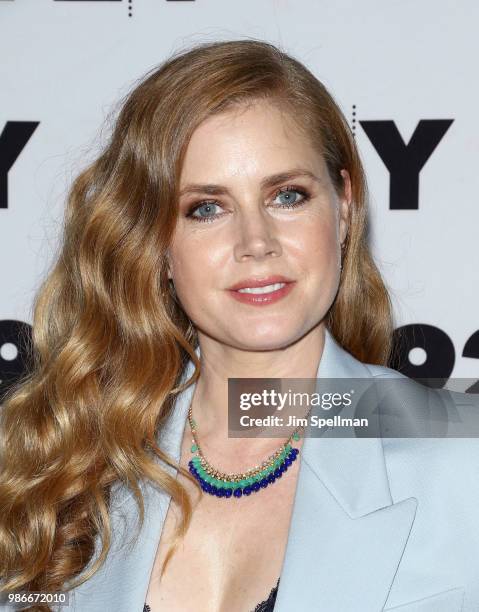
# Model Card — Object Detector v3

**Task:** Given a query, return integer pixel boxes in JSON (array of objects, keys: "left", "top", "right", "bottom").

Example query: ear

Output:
[{"left": 339, "top": 169, "right": 352, "bottom": 246}]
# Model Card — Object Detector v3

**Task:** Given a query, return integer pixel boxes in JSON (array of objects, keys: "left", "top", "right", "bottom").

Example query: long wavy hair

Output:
[{"left": 0, "top": 39, "right": 394, "bottom": 610}]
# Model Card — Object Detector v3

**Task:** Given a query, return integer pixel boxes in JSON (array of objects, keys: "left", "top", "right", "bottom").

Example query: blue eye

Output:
[
  {"left": 273, "top": 187, "right": 310, "bottom": 207},
  {"left": 185, "top": 186, "right": 311, "bottom": 224},
  {"left": 187, "top": 201, "right": 222, "bottom": 223}
]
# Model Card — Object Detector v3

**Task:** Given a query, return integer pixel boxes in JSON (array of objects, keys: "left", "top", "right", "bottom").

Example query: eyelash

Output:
[{"left": 185, "top": 185, "right": 311, "bottom": 224}]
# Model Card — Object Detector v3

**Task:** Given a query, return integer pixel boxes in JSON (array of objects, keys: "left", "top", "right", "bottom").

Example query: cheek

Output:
[
  {"left": 170, "top": 228, "right": 228, "bottom": 288},
  {"left": 294, "top": 215, "right": 338, "bottom": 267},
  {"left": 168, "top": 242, "right": 218, "bottom": 312},
  {"left": 173, "top": 258, "right": 204, "bottom": 295}
]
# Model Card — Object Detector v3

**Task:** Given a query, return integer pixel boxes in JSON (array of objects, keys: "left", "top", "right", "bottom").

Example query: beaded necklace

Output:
[{"left": 187, "top": 403, "right": 302, "bottom": 498}]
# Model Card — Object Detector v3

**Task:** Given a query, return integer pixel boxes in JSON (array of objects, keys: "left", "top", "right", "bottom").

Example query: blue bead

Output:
[
  {"left": 211, "top": 485, "right": 218, "bottom": 495},
  {"left": 267, "top": 473, "right": 275, "bottom": 483},
  {"left": 224, "top": 488, "right": 232, "bottom": 498},
  {"left": 274, "top": 468, "right": 282, "bottom": 478},
  {"left": 233, "top": 488, "right": 243, "bottom": 497},
  {"left": 260, "top": 479, "right": 268, "bottom": 488},
  {"left": 243, "top": 486, "right": 252, "bottom": 495},
  {"left": 252, "top": 482, "right": 260, "bottom": 492}
]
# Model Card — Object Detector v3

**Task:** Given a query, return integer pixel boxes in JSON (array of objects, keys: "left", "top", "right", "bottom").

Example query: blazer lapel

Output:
[
  {"left": 273, "top": 330, "right": 418, "bottom": 611},
  {"left": 100, "top": 328, "right": 417, "bottom": 612}
]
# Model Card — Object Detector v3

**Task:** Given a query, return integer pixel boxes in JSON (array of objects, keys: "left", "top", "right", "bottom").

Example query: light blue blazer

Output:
[{"left": 4, "top": 328, "right": 479, "bottom": 611}]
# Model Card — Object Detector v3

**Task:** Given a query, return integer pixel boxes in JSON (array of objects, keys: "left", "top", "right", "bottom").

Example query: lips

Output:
[
  {"left": 228, "top": 275, "right": 294, "bottom": 291},
  {"left": 227, "top": 279, "right": 296, "bottom": 306}
]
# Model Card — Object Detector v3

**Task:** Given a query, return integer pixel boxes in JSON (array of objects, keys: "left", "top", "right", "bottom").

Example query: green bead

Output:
[
  {"left": 191, "top": 443, "right": 198, "bottom": 452},
  {"left": 293, "top": 432, "right": 300, "bottom": 441}
]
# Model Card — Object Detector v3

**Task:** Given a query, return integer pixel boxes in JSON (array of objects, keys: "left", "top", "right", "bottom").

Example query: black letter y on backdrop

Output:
[
  {"left": 0, "top": 121, "right": 39, "bottom": 209},
  {"left": 361, "top": 119, "right": 453, "bottom": 210}
]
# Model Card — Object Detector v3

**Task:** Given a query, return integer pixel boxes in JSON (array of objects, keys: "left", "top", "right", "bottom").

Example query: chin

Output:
[{"left": 233, "top": 329, "right": 301, "bottom": 352}]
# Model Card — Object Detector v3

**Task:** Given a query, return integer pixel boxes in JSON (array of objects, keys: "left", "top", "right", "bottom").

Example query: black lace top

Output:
[
  {"left": 251, "top": 576, "right": 280, "bottom": 611},
  {"left": 143, "top": 576, "right": 280, "bottom": 612}
]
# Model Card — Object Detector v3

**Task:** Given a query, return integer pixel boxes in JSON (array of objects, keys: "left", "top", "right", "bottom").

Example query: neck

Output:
[{"left": 187, "top": 324, "right": 325, "bottom": 468}]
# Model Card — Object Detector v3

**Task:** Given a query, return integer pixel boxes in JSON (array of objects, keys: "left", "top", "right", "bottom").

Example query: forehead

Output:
[{"left": 179, "top": 100, "right": 326, "bottom": 183}]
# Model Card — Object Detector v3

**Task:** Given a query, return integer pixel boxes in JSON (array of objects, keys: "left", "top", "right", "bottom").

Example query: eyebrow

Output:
[{"left": 178, "top": 168, "right": 321, "bottom": 197}]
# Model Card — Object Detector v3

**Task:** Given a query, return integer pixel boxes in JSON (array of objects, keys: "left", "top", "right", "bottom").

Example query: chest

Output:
[{"left": 144, "top": 450, "right": 303, "bottom": 612}]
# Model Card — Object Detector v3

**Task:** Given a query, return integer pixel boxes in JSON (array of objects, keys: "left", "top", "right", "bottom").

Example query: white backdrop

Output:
[{"left": 1, "top": 0, "right": 477, "bottom": 392}]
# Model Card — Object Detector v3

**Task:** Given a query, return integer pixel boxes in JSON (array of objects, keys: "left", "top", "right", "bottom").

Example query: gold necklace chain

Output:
[{"left": 187, "top": 403, "right": 302, "bottom": 482}]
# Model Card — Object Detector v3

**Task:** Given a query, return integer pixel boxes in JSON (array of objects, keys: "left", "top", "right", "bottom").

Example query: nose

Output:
[{"left": 233, "top": 206, "right": 282, "bottom": 262}]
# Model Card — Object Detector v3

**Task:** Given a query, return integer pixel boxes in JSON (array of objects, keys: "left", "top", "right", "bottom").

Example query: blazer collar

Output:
[{"left": 302, "top": 328, "right": 395, "bottom": 519}]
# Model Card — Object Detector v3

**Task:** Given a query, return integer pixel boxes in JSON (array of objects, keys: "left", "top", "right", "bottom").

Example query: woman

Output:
[{"left": 0, "top": 40, "right": 478, "bottom": 612}]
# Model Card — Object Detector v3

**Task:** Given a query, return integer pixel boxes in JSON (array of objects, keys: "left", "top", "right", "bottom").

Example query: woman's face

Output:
[{"left": 167, "top": 100, "right": 351, "bottom": 351}]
